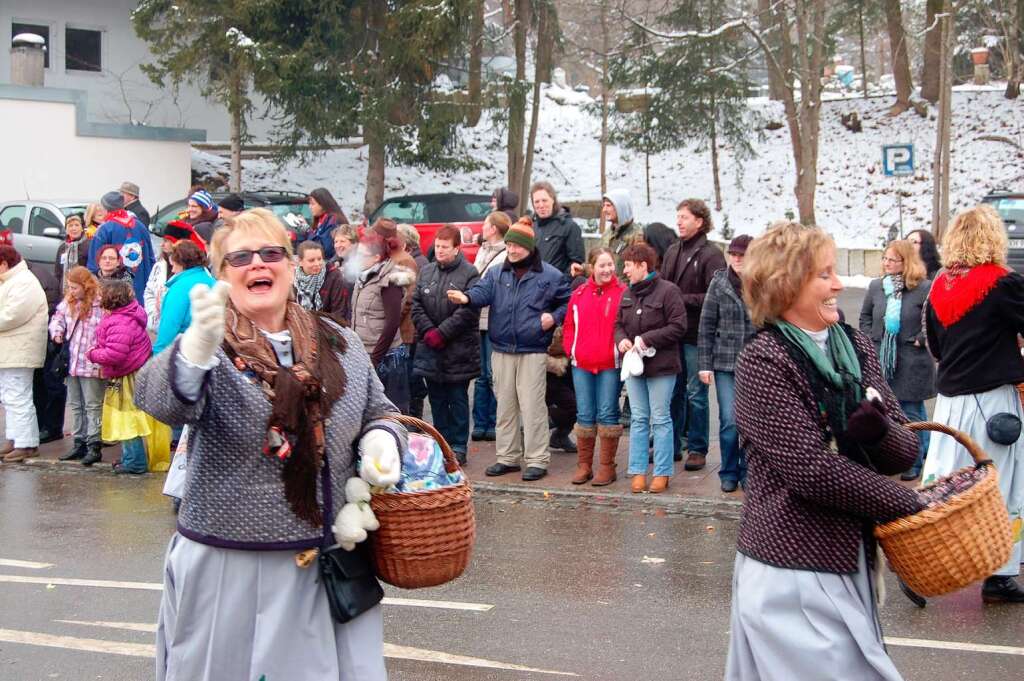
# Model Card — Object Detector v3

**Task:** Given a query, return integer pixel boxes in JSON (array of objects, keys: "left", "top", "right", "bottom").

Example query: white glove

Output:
[
  {"left": 358, "top": 429, "right": 401, "bottom": 488},
  {"left": 180, "top": 281, "right": 230, "bottom": 365},
  {"left": 332, "top": 479, "right": 380, "bottom": 550}
]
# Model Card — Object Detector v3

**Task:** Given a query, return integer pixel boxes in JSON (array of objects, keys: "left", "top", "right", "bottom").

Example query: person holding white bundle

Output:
[{"left": 134, "top": 208, "right": 406, "bottom": 681}]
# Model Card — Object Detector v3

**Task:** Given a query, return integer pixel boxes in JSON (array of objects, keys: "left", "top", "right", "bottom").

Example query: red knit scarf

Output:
[
  {"left": 104, "top": 209, "right": 136, "bottom": 229},
  {"left": 929, "top": 262, "right": 1009, "bottom": 327}
]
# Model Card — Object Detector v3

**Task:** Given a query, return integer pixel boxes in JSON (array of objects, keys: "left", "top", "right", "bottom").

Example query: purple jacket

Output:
[{"left": 87, "top": 301, "right": 153, "bottom": 378}]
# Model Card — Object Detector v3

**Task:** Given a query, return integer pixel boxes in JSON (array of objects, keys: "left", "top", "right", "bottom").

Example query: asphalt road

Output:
[{"left": 0, "top": 465, "right": 1021, "bottom": 681}]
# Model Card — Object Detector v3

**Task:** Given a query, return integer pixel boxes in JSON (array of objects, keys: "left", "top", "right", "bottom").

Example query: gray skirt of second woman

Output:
[
  {"left": 157, "top": 533, "right": 387, "bottom": 681},
  {"left": 724, "top": 546, "right": 903, "bottom": 681}
]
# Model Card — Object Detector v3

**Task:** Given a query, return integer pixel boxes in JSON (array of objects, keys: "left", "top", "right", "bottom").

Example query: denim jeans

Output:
[
  {"left": 715, "top": 371, "right": 747, "bottom": 483},
  {"left": 376, "top": 346, "right": 410, "bottom": 415},
  {"left": 626, "top": 374, "right": 676, "bottom": 477},
  {"left": 471, "top": 332, "right": 496, "bottom": 434},
  {"left": 426, "top": 379, "right": 471, "bottom": 455},
  {"left": 66, "top": 375, "right": 105, "bottom": 444},
  {"left": 571, "top": 367, "right": 621, "bottom": 427},
  {"left": 899, "top": 400, "right": 930, "bottom": 474},
  {"left": 671, "top": 344, "right": 709, "bottom": 456},
  {"left": 120, "top": 437, "right": 148, "bottom": 473},
  {"left": 407, "top": 343, "right": 427, "bottom": 418}
]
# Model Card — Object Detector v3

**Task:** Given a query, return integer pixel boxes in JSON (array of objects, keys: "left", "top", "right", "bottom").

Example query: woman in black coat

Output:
[{"left": 858, "top": 239, "right": 936, "bottom": 480}]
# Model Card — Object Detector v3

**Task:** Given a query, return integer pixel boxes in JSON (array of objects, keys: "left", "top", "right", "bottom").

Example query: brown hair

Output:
[
  {"left": 587, "top": 246, "right": 614, "bottom": 266},
  {"left": 0, "top": 244, "right": 20, "bottom": 268},
  {"left": 99, "top": 279, "right": 135, "bottom": 311},
  {"left": 210, "top": 208, "right": 293, "bottom": 277},
  {"left": 434, "top": 224, "right": 462, "bottom": 247},
  {"left": 742, "top": 221, "right": 835, "bottom": 327},
  {"left": 676, "top": 198, "right": 713, "bottom": 233},
  {"left": 621, "top": 243, "right": 659, "bottom": 273},
  {"left": 882, "top": 240, "right": 926, "bottom": 290},
  {"left": 529, "top": 181, "right": 560, "bottom": 213},
  {"left": 331, "top": 223, "right": 359, "bottom": 243},
  {"left": 171, "top": 240, "right": 207, "bottom": 270},
  {"left": 941, "top": 204, "right": 1008, "bottom": 267},
  {"left": 64, "top": 266, "right": 99, "bottom": 320},
  {"left": 297, "top": 240, "right": 324, "bottom": 259},
  {"left": 486, "top": 211, "right": 512, "bottom": 236}
]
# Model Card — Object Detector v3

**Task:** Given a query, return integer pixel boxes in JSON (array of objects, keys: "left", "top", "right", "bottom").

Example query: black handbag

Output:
[
  {"left": 317, "top": 456, "right": 383, "bottom": 623},
  {"left": 49, "top": 319, "right": 78, "bottom": 382},
  {"left": 974, "top": 394, "right": 1022, "bottom": 446}
]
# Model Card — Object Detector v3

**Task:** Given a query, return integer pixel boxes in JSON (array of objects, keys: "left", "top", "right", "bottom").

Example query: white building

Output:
[{"left": 0, "top": 0, "right": 274, "bottom": 140}]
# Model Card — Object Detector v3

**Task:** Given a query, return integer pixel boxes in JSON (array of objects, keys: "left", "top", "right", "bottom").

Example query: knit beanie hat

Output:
[
  {"left": 504, "top": 217, "right": 536, "bottom": 251},
  {"left": 101, "top": 191, "right": 125, "bottom": 211},
  {"left": 218, "top": 193, "right": 244, "bottom": 212},
  {"left": 727, "top": 234, "right": 754, "bottom": 255},
  {"left": 189, "top": 189, "right": 215, "bottom": 211}
]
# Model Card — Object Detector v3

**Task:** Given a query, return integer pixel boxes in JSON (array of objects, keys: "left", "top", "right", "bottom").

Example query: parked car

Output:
[
  {"left": 0, "top": 199, "right": 90, "bottom": 264},
  {"left": 151, "top": 190, "right": 313, "bottom": 239},
  {"left": 367, "top": 193, "right": 492, "bottom": 260},
  {"left": 981, "top": 189, "right": 1024, "bottom": 272}
]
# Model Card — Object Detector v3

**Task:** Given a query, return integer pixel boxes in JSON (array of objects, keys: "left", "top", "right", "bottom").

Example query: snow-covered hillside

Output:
[{"left": 194, "top": 84, "right": 1024, "bottom": 248}]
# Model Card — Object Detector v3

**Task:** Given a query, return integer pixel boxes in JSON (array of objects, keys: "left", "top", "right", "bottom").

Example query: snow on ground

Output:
[{"left": 200, "top": 85, "right": 1024, "bottom": 249}]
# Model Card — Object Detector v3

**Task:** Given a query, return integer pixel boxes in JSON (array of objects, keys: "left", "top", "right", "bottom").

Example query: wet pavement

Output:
[{"left": 0, "top": 464, "right": 1022, "bottom": 681}]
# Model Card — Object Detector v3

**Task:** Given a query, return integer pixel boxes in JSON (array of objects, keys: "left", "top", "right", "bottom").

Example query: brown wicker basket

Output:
[
  {"left": 1017, "top": 384, "right": 1024, "bottom": 409},
  {"left": 875, "top": 421, "right": 1012, "bottom": 597},
  {"left": 368, "top": 414, "right": 476, "bottom": 589}
]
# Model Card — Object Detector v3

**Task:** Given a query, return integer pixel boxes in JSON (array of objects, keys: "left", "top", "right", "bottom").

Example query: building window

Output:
[
  {"left": 11, "top": 22, "right": 49, "bottom": 68},
  {"left": 65, "top": 27, "right": 101, "bottom": 72}
]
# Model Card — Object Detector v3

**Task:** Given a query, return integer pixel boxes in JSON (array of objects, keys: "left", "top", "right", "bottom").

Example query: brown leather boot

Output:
[
  {"left": 593, "top": 424, "right": 622, "bottom": 486},
  {"left": 631, "top": 474, "right": 647, "bottom": 493},
  {"left": 649, "top": 475, "right": 670, "bottom": 494},
  {"left": 0, "top": 440, "right": 13, "bottom": 457},
  {"left": 3, "top": 447, "right": 38, "bottom": 463},
  {"left": 572, "top": 425, "right": 597, "bottom": 484}
]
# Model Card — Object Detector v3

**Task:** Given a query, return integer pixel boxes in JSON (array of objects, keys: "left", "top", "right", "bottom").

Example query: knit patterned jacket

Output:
[
  {"left": 734, "top": 327, "right": 924, "bottom": 573},
  {"left": 134, "top": 327, "right": 407, "bottom": 550}
]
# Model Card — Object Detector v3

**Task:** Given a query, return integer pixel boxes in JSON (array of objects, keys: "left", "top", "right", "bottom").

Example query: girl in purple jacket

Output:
[{"left": 87, "top": 280, "right": 153, "bottom": 474}]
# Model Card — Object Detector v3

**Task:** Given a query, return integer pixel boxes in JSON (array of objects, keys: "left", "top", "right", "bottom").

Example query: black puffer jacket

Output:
[
  {"left": 493, "top": 187, "right": 519, "bottom": 222},
  {"left": 533, "top": 207, "right": 584, "bottom": 277},
  {"left": 412, "top": 253, "right": 481, "bottom": 382}
]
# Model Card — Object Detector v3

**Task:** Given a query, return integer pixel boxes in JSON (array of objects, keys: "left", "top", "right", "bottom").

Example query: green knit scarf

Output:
[{"left": 775, "top": 321, "right": 863, "bottom": 405}]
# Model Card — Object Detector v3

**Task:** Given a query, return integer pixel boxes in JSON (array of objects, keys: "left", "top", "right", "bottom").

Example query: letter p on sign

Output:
[{"left": 882, "top": 144, "right": 914, "bottom": 176}]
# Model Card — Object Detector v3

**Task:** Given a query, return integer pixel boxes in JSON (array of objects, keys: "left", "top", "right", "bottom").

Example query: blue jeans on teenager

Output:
[
  {"left": 571, "top": 367, "right": 621, "bottom": 427},
  {"left": 626, "top": 374, "right": 676, "bottom": 477},
  {"left": 120, "top": 437, "right": 148, "bottom": 474},
  {"left": 714, "top": 371, "right": 747, "bottom": 484},
  {"left": 671, "top": 344, "right": 710, "bottom": 457},
  {"left": 900, "top": 400, "right": 930, "bottom": 475},
  {"left": 472, "top": 332, "right": 497, "bottom": 435},
  {"left": 427, "top": 379, "right": 471, "bottom": 456},
  {"left": 376, "top": 345, "right": 410, "bottom": 415}
]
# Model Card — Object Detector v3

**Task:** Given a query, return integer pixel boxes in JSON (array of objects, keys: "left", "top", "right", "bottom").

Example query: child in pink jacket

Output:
[{"left": 87, "top": 279, "right": 153, "bottom": 474}]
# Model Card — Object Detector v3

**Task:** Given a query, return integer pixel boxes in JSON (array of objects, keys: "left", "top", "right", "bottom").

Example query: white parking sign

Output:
[{"left": 882, "top": 144, "right": 914, "bottom": 176}]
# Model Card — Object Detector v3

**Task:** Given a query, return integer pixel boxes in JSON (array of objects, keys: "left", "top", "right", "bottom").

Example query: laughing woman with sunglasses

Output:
[{"left": 135, "top": 208, "right": 407, "bottom": 680}]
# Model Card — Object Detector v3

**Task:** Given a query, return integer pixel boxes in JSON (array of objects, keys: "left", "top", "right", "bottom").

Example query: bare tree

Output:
[
  {"left": 884, "top": 0, "right": 915, "bottom": 114},
  {"left": 757, "top": 0, "right": 786, "bottom": 101},
  {"left": 520, "top": 0, "right": 557, "bottom": 205},
  {"left": 507, "top": 0, "right": 530, "bottom": 204},
  {"left": 467, "top": 0, "right": 485, "bottom": 126},
  {"left": 931, "top": 0, "right": 954, "bottom": 239},
  {"left": 920, "top": 0, "right": 944, "bottom": 103}
]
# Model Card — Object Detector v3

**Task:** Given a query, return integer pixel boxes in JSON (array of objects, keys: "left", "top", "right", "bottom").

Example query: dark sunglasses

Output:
[{"left": 224, "top": 246, "right": 288, "bottom": 268}]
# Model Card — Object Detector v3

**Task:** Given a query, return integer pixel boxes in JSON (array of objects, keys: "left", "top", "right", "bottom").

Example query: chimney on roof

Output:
[{"left": 11, "top": 33, "right": 45, "bottom": 87}]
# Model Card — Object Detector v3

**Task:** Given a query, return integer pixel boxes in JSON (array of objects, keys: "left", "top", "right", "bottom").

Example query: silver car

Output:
[{"left": 0, "top": 199, "right": 90, "bottom": 265}]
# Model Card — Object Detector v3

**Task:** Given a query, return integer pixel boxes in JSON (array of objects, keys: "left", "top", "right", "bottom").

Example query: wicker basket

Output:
[
  {"left": 369, "top": 414, "right": 476, "bottom": 589},
  {"left": 875, "top": 421, "right": 1012, "bottom": 597}
]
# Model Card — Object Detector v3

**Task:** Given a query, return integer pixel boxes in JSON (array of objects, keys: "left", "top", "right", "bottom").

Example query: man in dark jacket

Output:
[
  {"left": 491, "top": 186, "right": 519, "bottom": 222},
  {"left": 412, "top": 225, "right": 481, "bottom": 464},
  {"left": 660, "top": 198, "right": 725, "bottom": 471},
  {"left": 529, "top": 181, "right": 584, "bottom": 277},
  {"left": 120, "top": 181, "right": 151, "bottom": 228},
  {"left": 25, "top": 259, "right": 65, "bottom": 444},
  {"left": 448, "top": 219, "right": 571, "bottom": 482}
]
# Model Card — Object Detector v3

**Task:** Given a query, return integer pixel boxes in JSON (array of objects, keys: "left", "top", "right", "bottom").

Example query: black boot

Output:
[
  {"left": 982, "top": 575, "right": 1024, "bottom": 603},
  {"left": 81, "top": 442, "right": 103, "bottom": 467},
  {"left": 549, "top": 428, "right": 577, "bottom": 453},
  {"left": 59, "top": 439, "right": 88, "bottom": 461}
]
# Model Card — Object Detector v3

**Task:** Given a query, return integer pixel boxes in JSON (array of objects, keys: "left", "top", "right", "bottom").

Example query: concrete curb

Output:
[{"left": 471, "top": 480, "right": 743, "bottom": 519}]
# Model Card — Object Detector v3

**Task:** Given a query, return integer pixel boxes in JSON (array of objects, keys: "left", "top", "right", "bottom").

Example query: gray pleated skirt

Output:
[
  {"left": 922, "top": 384, "right": 1023, "bottom": 575},
  {"left": 156, "top": 533, "right": 387, "bottom": 681},
  {"left": 724, "top": 546, "right": 903, "bottom": 681}
]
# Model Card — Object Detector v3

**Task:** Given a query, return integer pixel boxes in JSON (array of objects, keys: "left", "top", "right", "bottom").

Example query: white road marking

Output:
[
  {"left": 0, "top": 559, "right": 53, "bottom": 569},
  {"left": 885, "top": 636, "right": 1024, "bottom": 656},
  {"left": 0, "top": 574, "right": 493, "bottom": 611},
  {"left": 56, "top": 620, "right": 156, "bottom": 633},
  {"left": 1, "top": 625, "right": 577, "bottom": 676}
]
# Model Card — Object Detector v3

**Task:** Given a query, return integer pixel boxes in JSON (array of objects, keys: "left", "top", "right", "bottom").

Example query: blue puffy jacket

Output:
[
  {"left": 465, "top": 257, "right": 571, "bottom": 354},
  {"left": 153, "top": 266, "right": 216, "bottom": 355}
]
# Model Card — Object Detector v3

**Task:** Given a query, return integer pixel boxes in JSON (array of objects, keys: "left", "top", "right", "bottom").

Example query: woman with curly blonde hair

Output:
[
  {"left": 727, "top": 221, "right": 926, "bottom": 681},
  {"left": 923, "top": 204, "right": 1024, "bottom": 603}
]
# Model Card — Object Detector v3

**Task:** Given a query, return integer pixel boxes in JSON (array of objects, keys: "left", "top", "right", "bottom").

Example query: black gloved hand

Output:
[{"left": 844, "top": 399, "right": 889, "bottom": 445}]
